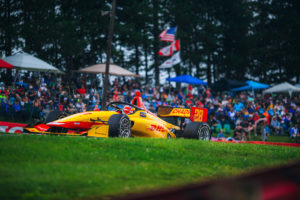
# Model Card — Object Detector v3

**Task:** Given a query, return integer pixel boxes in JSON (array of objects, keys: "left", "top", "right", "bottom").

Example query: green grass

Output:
[
  {"left": 0, "top": 134, "right": 300, "bottom": 200},
  {"left": 213, "top": 131, "right": 295, "bottom": 143}
]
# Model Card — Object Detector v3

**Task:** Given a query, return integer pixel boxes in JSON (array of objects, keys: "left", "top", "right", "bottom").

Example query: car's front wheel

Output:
[{"left": 108, "top": 114, "right": 131, "bottom": 138}]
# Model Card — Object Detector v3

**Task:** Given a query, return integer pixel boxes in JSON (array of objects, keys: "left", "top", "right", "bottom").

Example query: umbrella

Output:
[
  {"left": 0, "top": 59, "right": 13, "bottom": 69},
  {"left": 263, "top": 82, "right": 300, "bottom": 97},
  {"left": 231, "top": 80, "right": 269, "bottom": 91},
  {"left": 2, "top": 52, "right": 63, "bottom": 73},
  {"left": 166, "top": 75, "right": 207, "bottom": 85},
  {"left": 78, "top": 63, "right": 139, "bottom": 77},
  {"left": 210, "top": 78, "right": 246, "bottom": 91}
]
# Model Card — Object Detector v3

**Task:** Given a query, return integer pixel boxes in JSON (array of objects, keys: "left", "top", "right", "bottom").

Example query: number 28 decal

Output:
[{"left": 190, "top": 107, "right": 208, "bottom": 122}]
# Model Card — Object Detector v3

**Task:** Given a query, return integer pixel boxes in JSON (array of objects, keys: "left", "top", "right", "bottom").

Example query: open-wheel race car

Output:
[{"left": 24, "top": 94, "right": 211, "bottom": 141}]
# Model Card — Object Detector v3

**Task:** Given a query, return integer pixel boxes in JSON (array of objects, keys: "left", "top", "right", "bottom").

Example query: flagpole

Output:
[{"left": 168, "top": 66, "right": 171, "bottom": 96}]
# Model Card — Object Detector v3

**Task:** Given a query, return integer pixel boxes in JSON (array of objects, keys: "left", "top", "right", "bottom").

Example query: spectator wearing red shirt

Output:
[{"left": 185, "top": 97, "right": 192, "bottom": 107}]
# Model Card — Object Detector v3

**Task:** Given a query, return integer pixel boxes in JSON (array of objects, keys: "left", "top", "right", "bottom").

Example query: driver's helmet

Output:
[{"left": 123, "top": 105, "right": 132, "bottom": 115}]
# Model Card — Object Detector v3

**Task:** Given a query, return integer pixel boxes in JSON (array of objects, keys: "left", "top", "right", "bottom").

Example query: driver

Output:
[{"left": 131, "top": 90, "right": 147, "bottom": 111}]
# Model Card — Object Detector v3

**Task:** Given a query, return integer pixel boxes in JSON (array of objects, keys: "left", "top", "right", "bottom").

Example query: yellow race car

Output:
[{"left": 24, "top": 101, "right": 211, "bottom": 140}]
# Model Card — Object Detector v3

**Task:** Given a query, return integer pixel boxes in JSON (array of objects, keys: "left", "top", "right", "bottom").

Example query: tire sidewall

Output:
[
  {"left": 183, "top": 122, "right": 211, "bottom": 141},
  {"left": 108, "top": 114, "right": 131, "bottom": 138},
  {"left": 119, "top": 115, "right": 131, "bottom": 138},
  {"left": 197, "top": 123, "right": 211, "bottom": 141}
]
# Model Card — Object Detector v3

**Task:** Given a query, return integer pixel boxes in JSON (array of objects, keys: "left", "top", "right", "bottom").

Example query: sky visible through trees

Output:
[{"left": 1, "top": 0, "right": 300, "bottom": 85}]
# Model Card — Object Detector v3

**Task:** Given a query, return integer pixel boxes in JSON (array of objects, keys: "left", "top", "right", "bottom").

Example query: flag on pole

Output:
[
  {"left": 158, "top": 44, "right": 173, "bottom": 56},
  {"left": 158, "top": 40, "right": 180, "bottom": 56},
  {"left": 159, "top": 58, "right": 173, "bottom": 68},
  {"left": 170, "top": 51, "right": 181, "bottom": 65},
  {"left": 159, "top": 27, "right": 177, "bottom": 42},
  {"left": 172, "top": 40, "right": 180, "bottom": 51},
  {"left": 159, "top": 51, "right": 181, "bottom": 68}
]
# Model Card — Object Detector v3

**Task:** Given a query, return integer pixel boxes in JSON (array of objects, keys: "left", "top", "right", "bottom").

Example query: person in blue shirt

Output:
[
  {"left": 263, "top": 125, "right": 270, "bottom": 141},
  {"left": 290, "top": 124, "right": 298, "bottom": 139},
  {"left": 270, "top": 116, "right": 282, "bottom": 135},
  {"left": 217, "top": 129, "right": 226, "bottom": 140},
  {"left": 233, "top": 100, "right": 244, "bottom": 112}
]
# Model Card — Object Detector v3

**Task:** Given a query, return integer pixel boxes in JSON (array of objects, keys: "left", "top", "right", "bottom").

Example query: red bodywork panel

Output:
[
  {"left": 34, "top": 124, "right": 50, "bottom": 131},
  {"left": 46, "top": 121, "right": 104, "bottom": 129}
]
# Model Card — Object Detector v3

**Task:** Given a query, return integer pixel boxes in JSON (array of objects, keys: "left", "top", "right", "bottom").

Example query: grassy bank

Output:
[{"left": 0, "top": 134, "right": 300, "bottom": 200}]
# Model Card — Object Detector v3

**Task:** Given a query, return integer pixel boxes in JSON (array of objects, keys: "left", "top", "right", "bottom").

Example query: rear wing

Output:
[{"left": 157, "top": 106, "right": 208, "bottom": 122}]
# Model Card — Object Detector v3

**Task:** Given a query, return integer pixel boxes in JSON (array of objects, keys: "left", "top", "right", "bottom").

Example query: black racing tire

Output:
[
  {"left": 44, "top": 110, "right": 68, "bottom": 123},
  {"left": 108, "top": 114, "right": 131, "bottom": 138},
  {"left": 183, "top": 122, "right": 211, "bottom": 141}
]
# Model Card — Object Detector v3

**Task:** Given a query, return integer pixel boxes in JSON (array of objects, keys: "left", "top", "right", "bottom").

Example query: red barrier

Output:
[
  {"left": 245, "top": 141, "right": 300, "bottom": 148},
  {"left": 213, "top": 139, "right": 300, "bottom": 148},
  {"left": 0, "top": 121, "right": 27, "bottom": 133}
]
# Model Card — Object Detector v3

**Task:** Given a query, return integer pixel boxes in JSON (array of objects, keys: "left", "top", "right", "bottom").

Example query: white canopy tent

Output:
[
  {"left": 2, "top": 52, "right": 63, "bottom": 73},
  {"left": 263, "top": 82, "right": 300, "bottom": 96},
  {"left": 78, "top": 63, "right": 139, "bottom": 77}
]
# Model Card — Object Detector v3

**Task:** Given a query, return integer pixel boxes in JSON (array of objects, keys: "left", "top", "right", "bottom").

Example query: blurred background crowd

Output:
[{"left": 1, "top": 71, "right": 299, "bottom": 141}]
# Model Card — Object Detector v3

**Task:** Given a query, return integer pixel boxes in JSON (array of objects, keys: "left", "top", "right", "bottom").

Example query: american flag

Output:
[{"left": 159, "top": 27, "right": 177, "bottom": 42}]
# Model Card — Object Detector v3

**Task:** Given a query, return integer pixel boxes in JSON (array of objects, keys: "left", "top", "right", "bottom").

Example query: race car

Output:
[{"left": 24, "top": 93, "right": 211, "bottom": 140}]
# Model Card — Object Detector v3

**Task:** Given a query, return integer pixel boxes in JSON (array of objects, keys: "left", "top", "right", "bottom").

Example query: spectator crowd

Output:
[{"left": 0, "top": 70, "right": 299, "bottom": 141}]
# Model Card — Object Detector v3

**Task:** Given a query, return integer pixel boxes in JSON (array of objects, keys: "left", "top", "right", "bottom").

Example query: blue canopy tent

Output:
[
  {"left": 231, "top": 80, "right": 269, "bottom": 91},
  {"left": 166, "top": 75, "right": 207, "bottom": 85}
]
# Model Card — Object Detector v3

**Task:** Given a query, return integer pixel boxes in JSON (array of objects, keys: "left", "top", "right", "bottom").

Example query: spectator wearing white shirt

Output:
[{"left": 290, "top": 124, "right": 298, "bottom": 139}]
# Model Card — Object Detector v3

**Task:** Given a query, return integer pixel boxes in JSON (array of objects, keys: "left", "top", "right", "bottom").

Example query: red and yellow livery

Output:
[{"left": 24, "top": 100, "right": 211, "bottom": 140}]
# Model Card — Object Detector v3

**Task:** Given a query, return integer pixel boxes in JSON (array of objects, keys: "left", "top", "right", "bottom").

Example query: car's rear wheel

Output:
[
  {"left": 108, "top": 114, "right": 131, "bottom": 138},
  {"left": 183, "top": 122, "right": 211, "bottom": 141}
]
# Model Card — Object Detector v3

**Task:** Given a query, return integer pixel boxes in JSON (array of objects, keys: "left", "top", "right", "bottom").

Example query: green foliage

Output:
[
  {"left": 1, "top": 0, "right": 300, "bottom": 83},
  {"left": 0, "top": 134, "right": 300, "bottom": 199}
]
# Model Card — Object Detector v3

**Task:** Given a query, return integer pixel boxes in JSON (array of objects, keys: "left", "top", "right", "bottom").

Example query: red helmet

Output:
[
  {"left": 123, "top": 105, "right": 132, "bottom": 115},
  {"left": 135, "top": 90, "right": 141, "bottom": 97}
]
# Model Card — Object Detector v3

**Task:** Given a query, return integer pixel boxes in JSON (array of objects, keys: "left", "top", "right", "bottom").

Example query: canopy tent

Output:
[
  {"left": 166, "top": 75, "right": 207, "bottom": 85},
  {"left": 231, "top": 80, "right": 269, "bottom": 91},
  {"left": 210, "top": 78, "right": 246, "bottom": 91},
  {"left": 78, "top": 63, "right": 139, "bottom": 77},
  {"left": 263, "top": 82, "right": 300, "bottom": 96},
  {"left": 2, "top": 52, "right": 63, "bottom": 73},
  {"left": 0, "top": 59, "right": 13, "bottom": 69}
]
